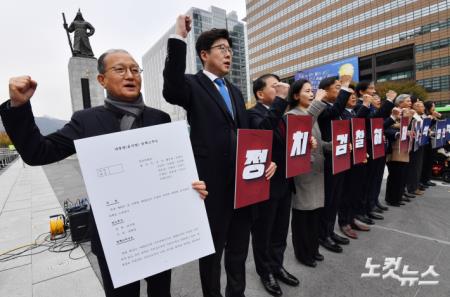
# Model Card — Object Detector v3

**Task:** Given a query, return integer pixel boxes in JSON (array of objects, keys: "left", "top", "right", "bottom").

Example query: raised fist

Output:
[
  {"left": 314, "top": 89, "right": 327, "bottom": 101},
  {"left": 9, "top": 76, "right": 37, "bottom": 107},
  {"left": 404, "top": 108, "right": 416, "bottom": 118},
  {"left": 339, "top": 74, "right": 352, "bottom": 88},
  {"left": 274, "top": 82, "right": 290, "bottom": 99},
  {"left": 175, "top": 15, "right": 192, "bottom": 38},
  {"left": 391, "top": 107, "right": 401, "bottom": 119},
  {"left": 432, "top": 111, "right": 442, "bottom": 119},
  {"left": 362, "top": 94, "right": 373, "bottom": 107}
]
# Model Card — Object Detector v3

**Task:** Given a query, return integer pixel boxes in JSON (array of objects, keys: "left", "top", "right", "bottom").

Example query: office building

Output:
[
  {"left": 246, "top": 0, "right": 450, "bottom": 105},
  {"left": 143, "top": 6, "right": 249, "bottom": 120}
]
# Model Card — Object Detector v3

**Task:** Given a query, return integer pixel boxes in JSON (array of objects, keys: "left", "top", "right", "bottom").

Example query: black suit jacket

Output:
[
  {"left": 356, "top": 100, "right": 395, "bottom": 156},
  {"left": 341, "top": 108, "right": 355, "bottom": 120},
  {"left": 317, "top": 89, "right": 352, "bottom": 143},
  {"left": 162, "top": 38, "right": 249, "bottom": 229},
  {"left": 0, "top": 101, "right": 171, "bottom": 256},
  {"left": 248, "top": 99, "right": 289, "bottom": 199}
]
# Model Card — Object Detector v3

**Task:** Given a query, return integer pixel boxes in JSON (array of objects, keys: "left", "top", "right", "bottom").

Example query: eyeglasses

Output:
[
  {"left": 106, "top": 65, "right": 143, "bottom": 76},
  {"left": 210, "top": 44, "right": 233, "bottom": 55}
]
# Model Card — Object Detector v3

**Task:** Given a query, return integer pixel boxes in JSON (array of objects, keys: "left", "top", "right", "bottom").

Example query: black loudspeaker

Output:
[{"left": 67, "top": 209, "right": 90, "bottom": 243}]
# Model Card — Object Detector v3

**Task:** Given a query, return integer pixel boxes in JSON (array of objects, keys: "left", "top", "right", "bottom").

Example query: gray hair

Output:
[
  {"left": 97, "top": 49, "right": 130, "bottom": 74},
  {"left": 394, "top": 94, "right": 410, "bottom": 106}
]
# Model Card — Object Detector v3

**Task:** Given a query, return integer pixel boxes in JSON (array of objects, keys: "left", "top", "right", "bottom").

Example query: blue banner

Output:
[
  {"left": 421, "top": 118, "right": 432, "bottom": 146},
  {"left": 434, "top": 120, "right": 447, "bottom": 148},
  {"left": 295, "top": 56, "right": 359, "bottom": 90},
  {"left": 446, "top": 118, "right": 450, "bottom": 142}
]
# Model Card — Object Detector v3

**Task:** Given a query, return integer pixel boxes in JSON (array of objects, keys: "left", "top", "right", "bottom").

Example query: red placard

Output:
[
  {"left": 351, "top": 118, "right": 367, "bottom": 165},
  {"left": 332, "top": 120, "right": 351, "bottom": 175},
  {"left": 399, "top": 116, "right": 410, "bottom": 154},
  {"left": 234, "top": 129, "right": 273, "bottom": 209},
  {"left": 286, "top": 114, "right": 313, "bottom": 178},
  {"left": 370, "top": 118, "right": 385, "bottom": 159}
]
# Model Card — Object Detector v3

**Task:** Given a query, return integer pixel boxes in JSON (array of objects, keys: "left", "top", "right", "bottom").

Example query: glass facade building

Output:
[
  {"left": 246, "top": 0, "right": 450, "bottom": 105},
  {"left": 142, "top": 6, "right": 249, "bottom": 121}
]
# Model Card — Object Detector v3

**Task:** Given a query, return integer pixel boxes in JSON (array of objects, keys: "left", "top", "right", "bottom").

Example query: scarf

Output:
[{"left": 104, "top": 93, "right": 145, "bottom": 131}]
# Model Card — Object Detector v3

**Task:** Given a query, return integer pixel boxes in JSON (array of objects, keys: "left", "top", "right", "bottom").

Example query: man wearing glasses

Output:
[
  {"left": 0, "top": 49, "right": 208, "bottom": 297},
  {"left": 163, "top": 15, "right": 276, "bottom": 297}
]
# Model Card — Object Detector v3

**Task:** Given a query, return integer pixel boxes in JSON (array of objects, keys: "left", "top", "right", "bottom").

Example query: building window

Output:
[
  {"left": 417, "top": 76, "right": 450, "bottom": 92},
  {"left": 417, "top": 57, "right": 450, "bottom": 71}
]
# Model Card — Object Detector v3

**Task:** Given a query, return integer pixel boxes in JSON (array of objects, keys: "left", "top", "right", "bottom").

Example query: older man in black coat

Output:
[{"left": 0, "top": 49, "right": 207, "bottom": 297}]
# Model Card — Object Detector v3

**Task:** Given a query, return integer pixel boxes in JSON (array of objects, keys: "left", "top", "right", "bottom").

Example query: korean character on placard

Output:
[
  {"left": 242, "top": 149, "right": 269, "bottom": 180},
  {"left": 355, "top": 129, "right": 365, "bottom": 149},
  {"left": 336, "top": 133, "right": 348, "bottom": 156}
]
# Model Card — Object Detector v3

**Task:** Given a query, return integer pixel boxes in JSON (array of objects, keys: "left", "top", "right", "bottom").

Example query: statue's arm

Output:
[
  {"left": 67, "top": 22, "right": 75, "bottom": 33},
  {"left": 86, "top": 22, "right": 95, "bottom": 36}
]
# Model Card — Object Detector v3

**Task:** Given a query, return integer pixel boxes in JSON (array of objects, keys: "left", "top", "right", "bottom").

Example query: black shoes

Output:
[
  {"left": 425, "top": 181, "right": 436, "bottom": 186},
  {"left": 261, "top": 274, "right": 282, "bottom": 296},
  {"left": 299, "top": 258, "right": 317, "bottom": 268},
  {"left": 331, "top": 232, "right": 350, "bottom": 245},
  {"left": 402, "top": 197, "right": 411, "bottom": 202},
  {"left": 376, "top": 203, "right": 389, "bottom": 211},
  {"left": 368, "top": 212, "right": 384, "bottom": 220},
  {"left": 319, "top": 237, "right": 343, "bottom": 253},
  {"left": 314, "top": 252, "right": 324, "bottom": 261},
  {"left": 386, "top": 201, "right": 404, "bottom": 207},
  {"left": 373, "top": 206, "right": 384, "bottom": 214},
  {"left": 355, "top": 214, "right": 374, "bottom": 225},
  {"left": 404, "top": 192, "right": 416, "bottom": 198},
  {"left": 274, "top": 267, "right": 300, "bottom": 286}
]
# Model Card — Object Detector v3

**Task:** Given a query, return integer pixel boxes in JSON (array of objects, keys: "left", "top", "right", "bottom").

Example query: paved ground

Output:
[
  {"left": 0, "top": 159, "right": 104, "bottom": 297},
  {"left": 1, "top": 157, "right": 449, "bottom": 297}
]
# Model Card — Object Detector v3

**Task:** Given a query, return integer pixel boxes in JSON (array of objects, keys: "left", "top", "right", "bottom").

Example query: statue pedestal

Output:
[{"left": 68, "top": 57, "right": 104, "bottom": 112}]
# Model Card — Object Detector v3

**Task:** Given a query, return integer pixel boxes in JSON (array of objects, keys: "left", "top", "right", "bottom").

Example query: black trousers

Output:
[
  {"left": 385, "top": 161, "right": 408, "bottom": 204},
  {"left": 421, "top": 143, "right": 433, "bottom": 184},
  {"left": 365, "top": 156, "right": 386, "bottom": 212},
  {"left": 199, "top": 207, "right": 252, "bottom": 297},
  {"left": 292, "top": 208, "right": 321, "bottom": 263},
  {"left": 96, "top": 255, "right": 171, "bottom": 297},
  {"left": 339, "top": 163, "right": 366, "bottom": 226},
  {"left": 407, "top": 147, "right": 424, "bottom": 193},
  {"left": 251, "top": 187, "right": 291, "bottom": 278},
  {"left": 320, "top": 153, "right": 345, "bottom": 239}
]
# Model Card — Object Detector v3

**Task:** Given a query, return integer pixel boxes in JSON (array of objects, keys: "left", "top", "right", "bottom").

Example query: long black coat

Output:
[
  {"left": 0, "top": 101, "right": 171, "bottom": 256},
  {"left": 317, "top": 89, "right": 352, "bottom": 142},
  {"left": 162, "top": 38, "right": 250, "bottom": 232},
  {"left": 247, "top": 99, "right": 289, "bottom": 199}
]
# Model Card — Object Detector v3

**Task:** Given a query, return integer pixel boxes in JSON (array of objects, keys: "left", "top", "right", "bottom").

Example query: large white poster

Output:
[{"left": 74, "top": 121, "right": 214, "bottom": 288}]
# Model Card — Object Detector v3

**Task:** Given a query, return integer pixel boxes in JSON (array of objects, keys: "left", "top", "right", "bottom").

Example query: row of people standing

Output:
[{"left": 247, "top": 73, "right": 442, "bottom": 297}]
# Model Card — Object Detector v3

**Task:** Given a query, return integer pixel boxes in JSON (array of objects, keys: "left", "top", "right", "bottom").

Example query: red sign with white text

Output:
[
  {"left": 286, "top": 115, "right": 313, "bottom": 178},
  {"left": 370, "top": 118, "right": 385, "bottom": 160},
  {"left": 332, "top": 120, "right": 351, "bottom": 175},
  {"left": 234, "top": 129, "right": 273, "bottom": 209},
  {"left": 351, "top": 118, "right": 367, "bottom": 165},
  {"left": 399, "top": 116, "right": 410, "bottom": 154}
]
